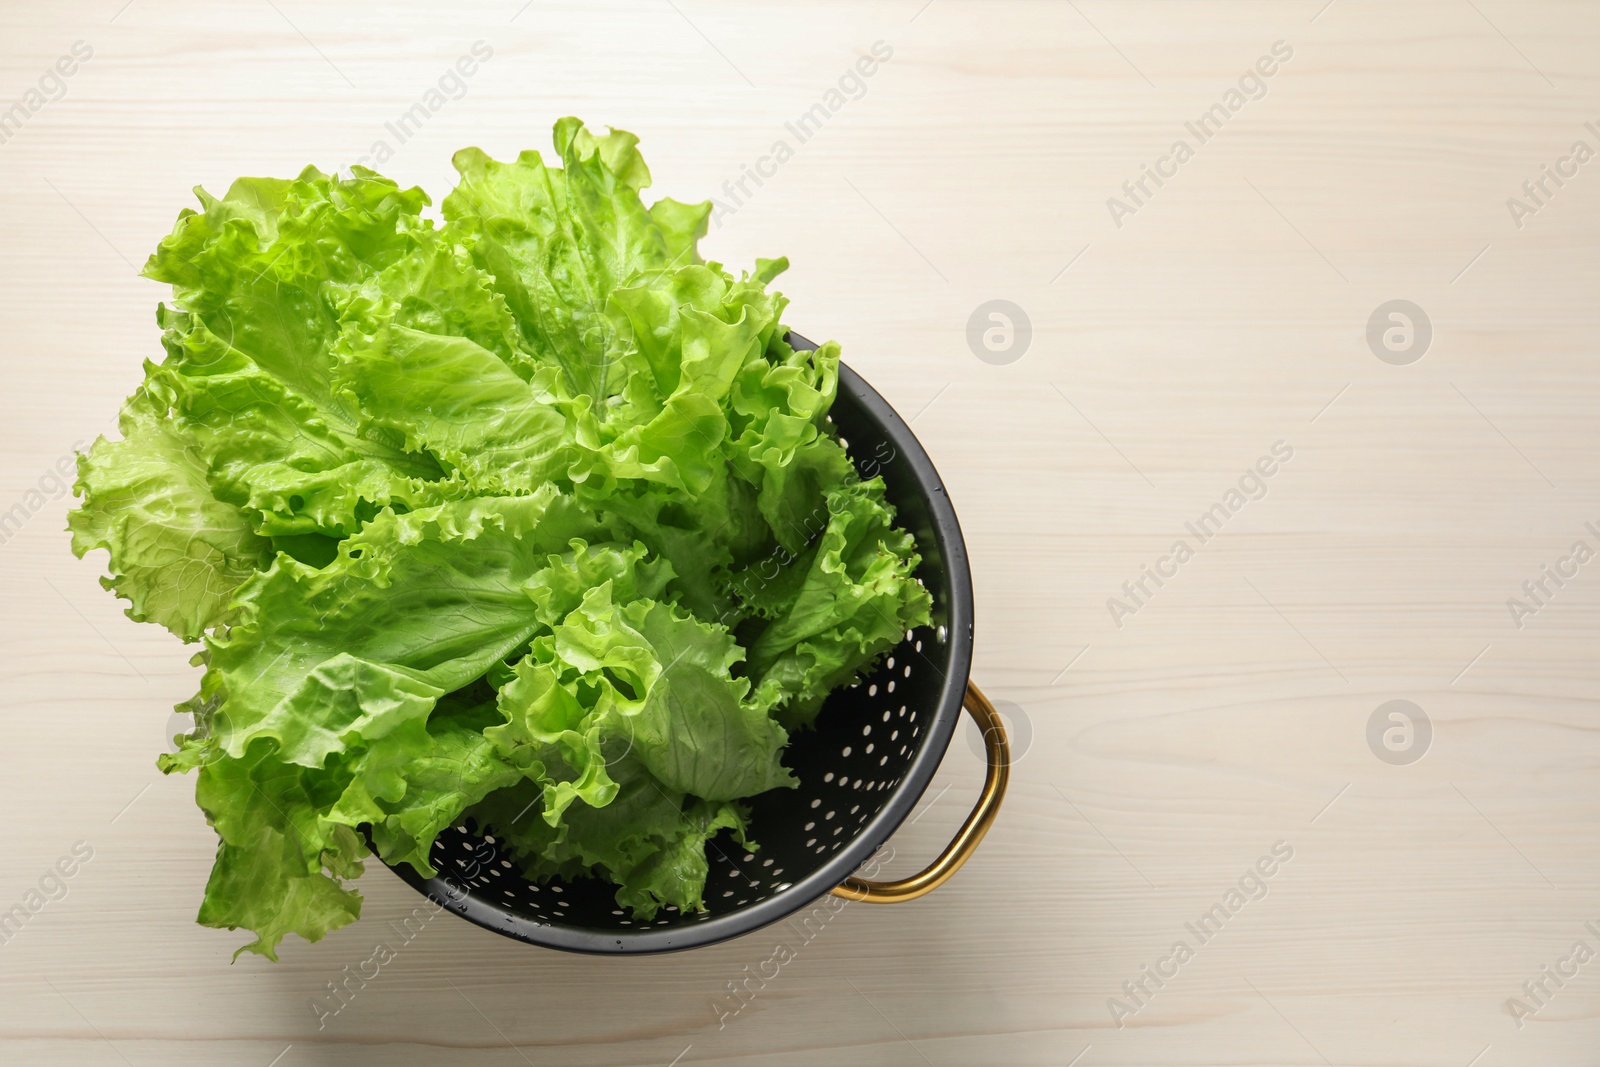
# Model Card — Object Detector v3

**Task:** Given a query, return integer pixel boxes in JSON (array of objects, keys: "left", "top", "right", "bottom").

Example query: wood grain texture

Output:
[{"left": 2, "top": 1, "right": 1599, "bottom": 1063}]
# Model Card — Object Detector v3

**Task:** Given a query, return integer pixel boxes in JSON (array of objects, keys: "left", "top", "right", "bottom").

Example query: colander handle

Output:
[{"left": 830, "top": 680, "right": 1009, "bottom": 903}]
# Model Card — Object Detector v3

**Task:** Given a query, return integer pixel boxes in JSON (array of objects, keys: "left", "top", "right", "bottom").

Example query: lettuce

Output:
[{"left": 68, "top": 118, "right": 931, "bottom": 960}]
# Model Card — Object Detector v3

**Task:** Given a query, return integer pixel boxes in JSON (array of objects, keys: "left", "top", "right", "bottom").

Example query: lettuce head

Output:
[{"left": 68, "top": 118, "right": 931, "bottom": 960}]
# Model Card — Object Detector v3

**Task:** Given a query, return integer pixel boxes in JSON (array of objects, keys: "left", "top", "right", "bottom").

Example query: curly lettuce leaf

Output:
[
  {"left": 205, "top": 493, "right": 600, "bottom": 759},
  {"left": 746, "top": 478, "right": 933, "bottom": 728},
  {"left": 189, "top": 743, "right": 366, "bottom": 961},
  {"left": 68, "top": 385, "right": 272, "bottom": 641}
]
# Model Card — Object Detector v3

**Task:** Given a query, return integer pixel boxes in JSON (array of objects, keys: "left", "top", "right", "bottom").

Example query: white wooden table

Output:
[{"left": 3, "top": 1, "right": 1599, "bottom": 1063}]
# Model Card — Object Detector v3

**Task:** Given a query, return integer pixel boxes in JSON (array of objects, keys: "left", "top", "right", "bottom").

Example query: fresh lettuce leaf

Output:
[
  {"left": 68, "top": 385, "right": 273, "bottom": 641},
  {"left": 746, "top": 479, "right": 933, "bottom": 728}
]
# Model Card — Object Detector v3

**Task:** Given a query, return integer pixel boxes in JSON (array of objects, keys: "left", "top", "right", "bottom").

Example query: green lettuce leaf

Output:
[
  {"left": 189, "top": 742, "right": 365, "bottom": 961},
  {"left": 745, "top": 478, "right": 933, "bottom": 728},
  {"left": 68, "top": 385, "right": 272, "bottom": 641}
]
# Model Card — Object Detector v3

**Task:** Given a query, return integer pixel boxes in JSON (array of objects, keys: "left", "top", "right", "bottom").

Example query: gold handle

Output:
[{"left": 830, "top": 680, "right": 1009, "bottom": 903}]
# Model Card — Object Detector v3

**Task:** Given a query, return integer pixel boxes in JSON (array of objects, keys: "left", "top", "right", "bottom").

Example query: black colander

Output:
[{"left": 382, "top": 335, "right": 1008, "bottom": 953}]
